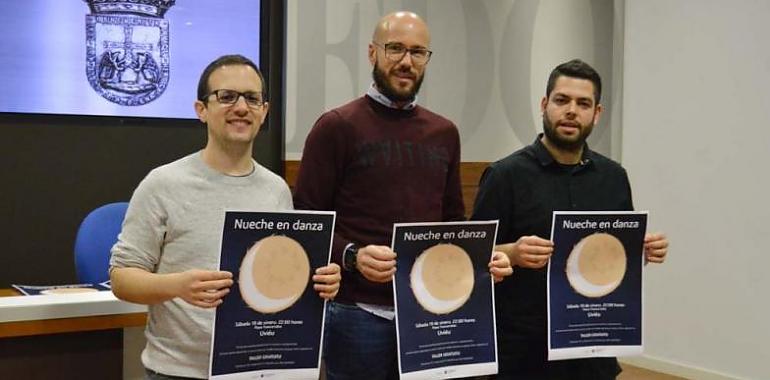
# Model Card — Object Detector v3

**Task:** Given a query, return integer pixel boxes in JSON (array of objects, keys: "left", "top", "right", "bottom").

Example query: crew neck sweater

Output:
[
  {"left": 110, "top": 152, "right": 292, "bottom": 379},
  {"left": 294, "top": 95, "right": 465, "bottom": 306}
]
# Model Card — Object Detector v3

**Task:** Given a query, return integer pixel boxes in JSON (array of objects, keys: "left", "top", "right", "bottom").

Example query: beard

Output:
[
  {"left": 542, "top": 114, "right": 594, "bottom": 152},
  {"left": 372, "top": 61, "right": 424, "bottom": 103}
]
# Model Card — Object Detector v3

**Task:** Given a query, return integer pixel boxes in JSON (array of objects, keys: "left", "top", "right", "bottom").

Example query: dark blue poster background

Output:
[
  {"left": 393, "top": 222, "right": 498, "bottom": 377},
  {"left": 211, "top": 211, "right": 334, "bottom": 377},
  {"left": 549, "top": 212, "right": 647, "bottom": 355}
]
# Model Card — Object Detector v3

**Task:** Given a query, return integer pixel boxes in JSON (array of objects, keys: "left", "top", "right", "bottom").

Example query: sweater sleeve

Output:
[
  {"left": 471, "top": 163, "right": 513, "bottom": 245},
  {"left": 277, "top": 180, "right": 294, "bottom": 211},
  {"left": 293, "top": 110, "right": 351, "bottom": 266},
  {"left": 621, "top": 167, "right": 635, "bottom": 211},
  {"left": 443, "top": 125, "right": 466, "bottom": 222},
  {"left": 109, "top": 171, "right": 167, "bottom": 272}
]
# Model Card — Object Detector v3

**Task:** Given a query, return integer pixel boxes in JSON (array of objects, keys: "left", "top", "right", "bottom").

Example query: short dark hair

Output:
[
  {"left": 546, "top": 59, "right": 602, "bottom": 104},
  {"left": 196, "top": 54, "right": 266, "bottom": 102}
]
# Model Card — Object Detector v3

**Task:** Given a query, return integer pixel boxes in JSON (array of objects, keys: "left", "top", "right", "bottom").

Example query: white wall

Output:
[
  {"left": 286, "top": 1, "right": 770, "bottom": 378},
  {"left": 621, "top": 1, "right": 770, "bottom": 379},
  {"left": 286, "top": 0, "right": 617, "bottom": 161}
]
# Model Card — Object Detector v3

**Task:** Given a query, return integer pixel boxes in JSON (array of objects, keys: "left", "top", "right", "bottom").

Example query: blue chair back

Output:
[{"left": 74, "top": 202, "right": 129, "bottom": 284}]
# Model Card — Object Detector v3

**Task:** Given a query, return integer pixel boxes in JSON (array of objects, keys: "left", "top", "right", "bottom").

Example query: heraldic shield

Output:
[{"left": 85, "top": 0, "right": 175, "bottom": 106}]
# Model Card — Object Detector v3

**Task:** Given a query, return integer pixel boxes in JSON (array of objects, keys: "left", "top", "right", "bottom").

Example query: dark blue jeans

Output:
[
  {"left": 323, "top": 302, "right": 398, "bottom": 380},
  {"left": 144, "top": 368, "right": 203, "bottom": 380}
]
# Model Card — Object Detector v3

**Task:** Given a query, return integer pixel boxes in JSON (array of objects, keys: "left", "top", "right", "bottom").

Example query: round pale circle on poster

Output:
[
  {"left": 41, "top": 288, "right": 99, "bottom": 295},
  {"left": 566, "top": 232, "right": 627, "bottom": 298},
  {"left": 239, "top": 235, "right": 310, "bottom": 313},
  {"left": 410, "top": 243, "right": 474, "bottom": 314}
]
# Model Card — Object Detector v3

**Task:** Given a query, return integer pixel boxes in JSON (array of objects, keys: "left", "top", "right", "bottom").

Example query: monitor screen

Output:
[{"left": 0, "top": 0, "right": 261, "bottom": 120}]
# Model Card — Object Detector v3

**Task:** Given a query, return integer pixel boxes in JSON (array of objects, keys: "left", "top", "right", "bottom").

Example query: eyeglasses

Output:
[
  {"left": 372, "top": 42, "right": 432, "bottom": 65},
  {"left": 203, "top": 89, "right": 266, "bottom": 108}
]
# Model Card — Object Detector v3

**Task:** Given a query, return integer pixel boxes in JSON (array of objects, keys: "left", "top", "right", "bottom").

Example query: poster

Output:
[
  {"left": 210, "top": 210, "right": 335, "bottom": 380},
  {"left": 548, "top": 211, "right": 648, "bottom": 360},
  {"left": 11, "top": 282, "right": 111, "bottom": 295},
  {"left": 392, "top": 221, "right": 499, "bottom": 379}
]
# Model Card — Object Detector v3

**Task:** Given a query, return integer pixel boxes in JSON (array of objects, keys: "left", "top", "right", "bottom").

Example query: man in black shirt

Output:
[{"left": 471, "top": 59, "right": 668, "bottom": 380}]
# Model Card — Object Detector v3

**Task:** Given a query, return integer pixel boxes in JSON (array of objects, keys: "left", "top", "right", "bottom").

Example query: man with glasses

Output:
[
  {"left": 110, "top": 55, "right": 341, "bottom": 380},
  {"left": 293, "top": 12, "right": 511, "bottom": 380}
]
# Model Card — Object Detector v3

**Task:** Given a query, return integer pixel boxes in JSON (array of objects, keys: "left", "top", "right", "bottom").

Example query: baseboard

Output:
[{"left": 620, "top": 355, "right": 746, "bottom": 380}]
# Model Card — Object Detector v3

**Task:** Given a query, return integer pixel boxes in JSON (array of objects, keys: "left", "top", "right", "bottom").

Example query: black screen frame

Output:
[{"left": 0, "top": 0, "right": 286, "bottom": 287}]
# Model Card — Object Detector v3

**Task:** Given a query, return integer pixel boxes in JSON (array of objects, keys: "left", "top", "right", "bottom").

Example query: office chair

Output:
[{"left": 74, "top": 202, "right": 129, "bottom": 284}]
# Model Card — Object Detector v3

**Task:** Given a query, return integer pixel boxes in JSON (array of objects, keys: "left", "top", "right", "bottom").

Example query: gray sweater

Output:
[{"left": 110, "top": 151, "right": 292, "bottom": 379}]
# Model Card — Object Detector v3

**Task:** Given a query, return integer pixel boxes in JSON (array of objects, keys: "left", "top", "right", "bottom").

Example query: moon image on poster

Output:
[
  {"left": 410, "top": 243, "right": 474, "bottom": 314},
  {"left": 239, "top": 235, "right": 310, "bottom": 313},
  {"left": 566, "top": 233, "right": 627, "bottom": 298}
]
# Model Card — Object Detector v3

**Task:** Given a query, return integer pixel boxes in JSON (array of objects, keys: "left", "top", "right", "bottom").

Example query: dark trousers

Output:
[
  {"left": 144, "top": 368, "right": 203, "bottom": 380},
  {"left": 322, "top": 302, "right": 399, "bottom": 380},
  {"left": 495, "top": 331, "right": 621, "bottom": 380}
]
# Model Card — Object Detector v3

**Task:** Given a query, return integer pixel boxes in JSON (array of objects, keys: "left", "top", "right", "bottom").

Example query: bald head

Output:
[
  {"left": 369, "top": 11, "right": 431, "bottom": 105},
  {"left": 372, "top": 11, "right": 430, "bottom": 46}
]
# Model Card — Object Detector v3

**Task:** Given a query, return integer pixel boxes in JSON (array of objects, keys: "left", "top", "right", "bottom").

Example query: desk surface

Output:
[{"left": 0, "top": 288, "right": 147, "bottom": 338}]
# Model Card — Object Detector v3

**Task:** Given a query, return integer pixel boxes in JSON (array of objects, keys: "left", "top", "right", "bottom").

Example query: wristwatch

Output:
[{"left": 343, "top": 243, "right": 359, "bottom": 272}]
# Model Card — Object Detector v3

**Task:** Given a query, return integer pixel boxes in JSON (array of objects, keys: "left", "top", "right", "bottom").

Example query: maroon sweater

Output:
[{"left": 293, "top": 95, "right": 465, "bottom": 306}]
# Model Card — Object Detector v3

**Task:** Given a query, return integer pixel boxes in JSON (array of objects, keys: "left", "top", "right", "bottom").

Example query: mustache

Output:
[{"left": 392, "top": 68, "right": 416, "bottom": 77}]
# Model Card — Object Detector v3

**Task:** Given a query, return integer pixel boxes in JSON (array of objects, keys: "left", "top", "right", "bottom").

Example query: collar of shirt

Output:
[
  {"left": 530, "top": 133, "right": 595, "bottom": 169},
  {"left": 366, "top": 83, "right": 418, "bottom": 110}
]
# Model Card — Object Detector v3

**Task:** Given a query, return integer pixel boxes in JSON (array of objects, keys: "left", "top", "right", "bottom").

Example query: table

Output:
[
  {"left": 0, "top": 288, "right": 148, "bottom": 379},
  {"left": 0, "top": 288, "right": 146, "bottom": 337}
]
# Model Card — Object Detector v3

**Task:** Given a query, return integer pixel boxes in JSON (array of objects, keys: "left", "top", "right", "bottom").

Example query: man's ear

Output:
[
  {"left": 259, "top": 102, "right": 269, "bottom": 125},
  {"left": 194, "top": 100, "right": 207, "bottom": 123},
  {"left": 540, "top": 96, "right": 548, "bottom": 113},
  {"left": 593, "top": 103, "right": 604, "bottom": 125},
  {"left": 368, "top": 43, "right": 377, "bottom": 66}
]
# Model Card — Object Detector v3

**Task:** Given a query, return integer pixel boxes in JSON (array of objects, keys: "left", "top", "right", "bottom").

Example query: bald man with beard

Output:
[{"left": 293, "top": 11, "right": 512, "bottom": 380}]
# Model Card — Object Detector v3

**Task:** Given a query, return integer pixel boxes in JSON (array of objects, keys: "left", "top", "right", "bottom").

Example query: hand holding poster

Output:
[
  {"left": 548, "top": 211, "right": 647, "bottom": 360},
  {"left": 210, "top": 211, "right": 335, "bottom": 380},
  {"left": 392, "top": 221, "right": 499, "bottom": 380}
]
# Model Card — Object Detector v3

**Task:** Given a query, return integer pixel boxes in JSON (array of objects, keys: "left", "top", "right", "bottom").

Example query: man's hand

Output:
[
  {"left": 488, "top": 251, "right": 513, "bottom": 282},
  {"left": 356, "top": 245, "right": 397, "bottom": 283},
  {"left": 313, "top": 263, "right": 342, "bottom": 300},
  {"left": 498, "top": 235, "right": 554, "bottom": 269},
  {"left": 172, "top": 270, "right": 233, "bottom": 308},
  {"left": 644, "top": 232, "right": 668, "bottom": 264}
]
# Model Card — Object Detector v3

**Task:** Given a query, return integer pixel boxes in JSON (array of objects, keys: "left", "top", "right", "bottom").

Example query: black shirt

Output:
[{"left": 471, "top": 135, "right": 632, "bottom": 378}]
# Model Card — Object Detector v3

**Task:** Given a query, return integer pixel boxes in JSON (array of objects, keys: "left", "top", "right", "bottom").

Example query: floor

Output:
[
  {"left": 316, "top": 363, "right": 688, "bottom": 380},
  {"left": 619, "top": 364, "right": 688, "bottom": 380}
]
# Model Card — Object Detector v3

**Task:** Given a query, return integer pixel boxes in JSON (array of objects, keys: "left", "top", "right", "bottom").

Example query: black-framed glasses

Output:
[
  {"left": 203, "top": 89, "right": 266, "bottom": 108},
  {"left": 372, "top": 41, "right": 432, "bottom": 65}
]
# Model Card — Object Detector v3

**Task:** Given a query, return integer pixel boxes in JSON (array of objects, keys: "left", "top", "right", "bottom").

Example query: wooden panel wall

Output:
[
  {"left": 284, "top": 161, "right": 489, "bottom": 217},
  {"left": 0, "top": 329, "right": 123, "bottom": 379}
]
